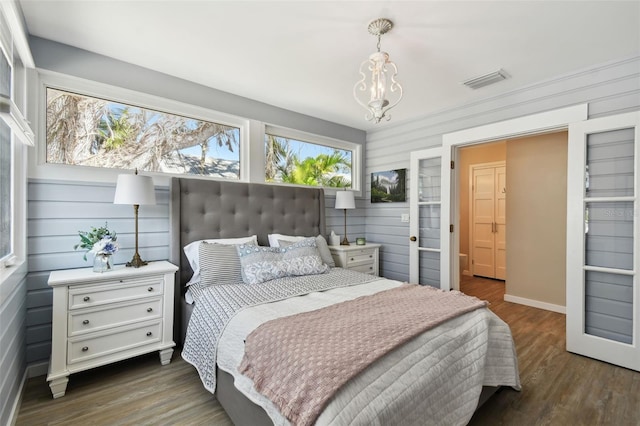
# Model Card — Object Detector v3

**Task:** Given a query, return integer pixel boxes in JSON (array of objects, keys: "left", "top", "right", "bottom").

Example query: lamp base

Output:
[
  {"left": 340, "top": 236, "right": 350, "bottom": 246},
  {"left": 126, "top": 252, "right": 148, "bottom": 268}
]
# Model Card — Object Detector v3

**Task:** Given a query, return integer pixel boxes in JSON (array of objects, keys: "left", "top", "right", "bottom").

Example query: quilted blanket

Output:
[
  {"left": 217, "top": 278, "right": 521, "bottom": 426},
  {"left": 182, "top": 268, "right": 378, "bottom": 393},
  {"left": 239, "top": 284, "right": 488, "bottom": 426}
]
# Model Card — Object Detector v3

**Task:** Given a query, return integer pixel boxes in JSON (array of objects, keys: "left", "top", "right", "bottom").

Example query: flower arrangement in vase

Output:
[{"left": 74, "top": 222, "right": 119, "bottom": 272}]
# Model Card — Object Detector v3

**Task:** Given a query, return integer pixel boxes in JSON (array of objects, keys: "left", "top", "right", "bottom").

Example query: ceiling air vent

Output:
[{"left": 462, "top": 69, "right": 508, "bottom": 89}]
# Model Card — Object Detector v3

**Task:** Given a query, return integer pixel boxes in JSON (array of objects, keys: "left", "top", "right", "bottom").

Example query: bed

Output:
[{"left": 169, "top": 177, "right": 520, "bottom": 425}]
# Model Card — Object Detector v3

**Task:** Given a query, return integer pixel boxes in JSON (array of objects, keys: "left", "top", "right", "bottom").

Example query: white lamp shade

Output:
[
  {"left": 114, "top": 174, "right": 156, "bottom": 205},
  {"left": 335, "top": 191, "right": 356, "bottom": 210}
]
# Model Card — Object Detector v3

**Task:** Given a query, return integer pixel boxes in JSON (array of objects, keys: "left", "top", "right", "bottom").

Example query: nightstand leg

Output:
[
  {"left": 49, "top": 376, "right": 69, "bottom": 398},
  {"left": 159, "top": 348, "right": 173, "bottom": 365}
]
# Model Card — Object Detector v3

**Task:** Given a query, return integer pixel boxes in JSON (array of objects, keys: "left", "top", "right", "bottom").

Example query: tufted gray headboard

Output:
[{"left": 169, "top": 177, "right": 326, "bottom": 340}]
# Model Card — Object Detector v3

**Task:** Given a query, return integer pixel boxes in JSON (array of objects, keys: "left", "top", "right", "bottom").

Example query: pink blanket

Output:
[{"left": 238, "top": 284, "right": 488, "bottom": 425}]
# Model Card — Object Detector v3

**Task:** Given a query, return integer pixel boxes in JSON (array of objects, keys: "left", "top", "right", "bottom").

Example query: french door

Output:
[
  {"left": 567, "top": 111, "right": 640, "bottom": 371},
  {"left": 409, "top": 147, "right": 450, "bottom": 289},
  {"left": 408, "top": 106, "right": 637, "bottom": 371}
]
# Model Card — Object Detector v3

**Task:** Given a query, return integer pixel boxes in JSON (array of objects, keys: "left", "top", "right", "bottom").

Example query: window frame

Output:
[
  {"left": 263, "top": 124, "right": 362, "bottom": 195},
  {"left": 33, "top": 71, "right": 251, "bottom": 185},
  {"left": 0, "top": 3, "right": 31, "bottom": 281}
]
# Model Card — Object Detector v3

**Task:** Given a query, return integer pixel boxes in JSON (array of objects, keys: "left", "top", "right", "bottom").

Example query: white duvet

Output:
[{"left": 217, "top": 278, "right": 521, "bottom": 426}]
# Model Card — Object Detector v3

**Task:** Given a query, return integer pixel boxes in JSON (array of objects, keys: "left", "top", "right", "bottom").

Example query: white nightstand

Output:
[
  {"left": 328, "top": 243, "right": 381, "bottom": 276},
  {"left": 46, "top": 260, "right": 178, "bottom": 398}
]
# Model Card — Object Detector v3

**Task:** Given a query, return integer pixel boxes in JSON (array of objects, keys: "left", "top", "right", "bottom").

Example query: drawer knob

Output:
[
  {"left": 82, "top": 319, "right": 89, "bottom": 325},
  {"left": 147, "top": 307, "right": 153, "bottom": 312},
  {"left": 148, "top": 287, "right": 154, "bottom": 292},
  {"left": 369, "top": 255, "right": 373, "bottom": 258},
  {"left": 83, "top": 296, "right": 90, "bottom": 302},
  {"left": 146, "top": 331, "right": 152, "bottom": 337},
  {"left": 119, "top": 280, "right": 124, "bottom": 283},
  {"left": 350, "top": 257, "right": 354, "bottom": 261},
  {"left": 82, "top": 346, "right": 89, "bottom": 352}
]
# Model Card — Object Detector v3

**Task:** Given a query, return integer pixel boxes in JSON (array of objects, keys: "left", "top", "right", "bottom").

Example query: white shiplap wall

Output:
[{"left": 365, "top": 56, "right": 640, "bottom": 283}]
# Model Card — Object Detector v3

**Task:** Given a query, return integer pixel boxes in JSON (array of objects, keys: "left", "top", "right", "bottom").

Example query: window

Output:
[
  {"left": 0, "top": 6, "right": 32, "bottom": 270},
  {"left": 0, "top": 118, "right": 10, "bottom": 260},
  {"left": 0, "top": 41, "right": 12, "bottom": 261},
  {"left": 45, "top": 88, "right": 242, "bottom": 179},
  {"left": 265, "top": 127, "right": 359, "bottom": 190}
]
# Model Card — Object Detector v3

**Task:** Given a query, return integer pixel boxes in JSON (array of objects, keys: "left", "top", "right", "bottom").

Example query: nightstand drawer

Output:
[
  {"left": 68, "top": 321, "right": 162, "bottom": 364},
  {"left": 344, "top": 249, "right": 376, "bottom": 266},
  {"left": 68, "top": 277, "right": 164, "bottom": 310},
  {"left": 350, "top": 263, "right": 376, "bottom": 275},
  {"left": 68, "top": 297, "right": 163, "bottom": 336},
  {"left": 328, "top": 243, "right": 380, "bottom": 277}
]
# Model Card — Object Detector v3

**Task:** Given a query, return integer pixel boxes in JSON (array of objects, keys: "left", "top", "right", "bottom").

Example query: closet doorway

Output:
[
  {"left": 471, "top": 161, "right": 506, "bottom": 279},
  {"left": 458, "top": 141, "right": 506, "bottom": 280}
]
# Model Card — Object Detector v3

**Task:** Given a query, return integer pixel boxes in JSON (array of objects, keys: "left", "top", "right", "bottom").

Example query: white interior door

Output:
[
  {"left": 410, "top": 147, "right": 449, "bottom": 289},
  {"left": 471, "top": 163, "right": 506, "bottom": 279},
  {"left": 472, "top": 166, "right": 497, "bottom": 278},
  {"left": 567, "top": 111, "right": 640, "bottom": 371}
]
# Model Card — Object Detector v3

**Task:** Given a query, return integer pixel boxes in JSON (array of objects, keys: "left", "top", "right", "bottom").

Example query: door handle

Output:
[{"left": 410, "top": 236, "right": 417, "bottom": 242}]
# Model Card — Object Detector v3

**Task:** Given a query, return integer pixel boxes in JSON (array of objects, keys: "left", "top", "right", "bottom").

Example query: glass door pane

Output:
[
  {"left": 583, "top": 127, "right": 635, "bottom": 345},
  {"left": 418, "top": 157, "right": 441, "bottom": 287}
]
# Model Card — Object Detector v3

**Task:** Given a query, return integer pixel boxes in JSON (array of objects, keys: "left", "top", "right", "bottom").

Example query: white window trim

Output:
[
  {"left": 264, "top": 124, "right": 362, "bottom": 196},
  {"left": 0, "top": 2, "right": 31, "bottom": 285},
  {"left": 31, "top": 70, "right": 251, "bottom": 187}
]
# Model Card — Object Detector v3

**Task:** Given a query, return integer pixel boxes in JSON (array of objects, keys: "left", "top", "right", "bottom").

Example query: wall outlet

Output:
[{"left": 401, "top": 213, "right": 409, "bottom": 223}]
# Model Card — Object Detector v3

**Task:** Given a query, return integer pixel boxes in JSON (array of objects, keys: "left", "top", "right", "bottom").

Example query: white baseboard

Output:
[
  {"left": 7, "top": 369, "right": 27, "bottom": 426},
  {"left": 504, "top": 293, "right": 566, "bottom": 314},
  {"left": 462, "top": 269, "right": 472, "bottom": 277}
]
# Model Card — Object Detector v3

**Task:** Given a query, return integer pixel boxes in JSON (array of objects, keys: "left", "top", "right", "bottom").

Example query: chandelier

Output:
[{"left": 353, "top": 18, "right": 403, "bottom": 123}]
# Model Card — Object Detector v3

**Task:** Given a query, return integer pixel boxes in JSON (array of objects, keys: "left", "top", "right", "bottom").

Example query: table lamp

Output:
[
  {"left": 114, "top": 169, "right": 156, "bottom": 267},
  {"left": 335, "top": 190, "right": 355, "bottom": 245}
]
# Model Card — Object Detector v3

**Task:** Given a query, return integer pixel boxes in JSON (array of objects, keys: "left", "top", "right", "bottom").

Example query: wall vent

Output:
[{"left": 462, "top": 69, "right": 508, "bottom": 89}]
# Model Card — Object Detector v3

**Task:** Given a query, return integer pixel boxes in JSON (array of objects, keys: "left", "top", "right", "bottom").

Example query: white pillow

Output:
[
  {"left": 268, "top": 233, "right": 300, "bottom": 248},
  {"left": 183, "top": 235, "right": 257, "bottom": 286},
  {"left": 269, "top": 234, "right": 335, "bottom": 268}
]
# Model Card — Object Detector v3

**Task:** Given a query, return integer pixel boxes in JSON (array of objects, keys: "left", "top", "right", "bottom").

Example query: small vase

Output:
[{"left": 93, "top": 253, "right": 113, "bottom": 273}]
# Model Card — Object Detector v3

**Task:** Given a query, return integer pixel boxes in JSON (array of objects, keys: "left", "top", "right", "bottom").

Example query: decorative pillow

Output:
[
  {"left": 278, "top": 235, "right": 336, "bottom": 268},
  {"left": 183, "top": 235, "right": 257, "bottom": 285},
  {"left": 199, "top": 242, "right": 244, "bottom": 286},
  {"left": 237, "top": 237, "right": 329, "bottom": 285}
]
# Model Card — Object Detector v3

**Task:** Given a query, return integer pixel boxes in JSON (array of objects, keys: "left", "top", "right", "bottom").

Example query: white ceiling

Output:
[{"left": 18, "top": 1, "right": 640, "bottom": 131}]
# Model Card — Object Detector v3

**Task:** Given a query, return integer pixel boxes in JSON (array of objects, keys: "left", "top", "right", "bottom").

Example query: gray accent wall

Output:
[
  {"left": 29, "top": 36, "right": 366, "bottom": 145},
  {"left": 25, "top": 181, "right": 364, "bottom": 366},
  {"left": 0, "top": 262, "right": 27, "bottom": 426},
  {"left": 365, "top": 56, "right": 640, "bottom": 282},
  {"left": 26, "top": 179, "right": 171, "bottom": 365},
  {"left": 24, "top": 37, "right": 367, "bottom": 368}
]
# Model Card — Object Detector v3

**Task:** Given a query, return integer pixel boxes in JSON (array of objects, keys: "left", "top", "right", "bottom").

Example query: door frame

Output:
[
  {"left": 441, "top": 104, "right": 588, "bottom": 290},
  {"left": 469, "top": 160, "right": 506, "bottom": 278}
]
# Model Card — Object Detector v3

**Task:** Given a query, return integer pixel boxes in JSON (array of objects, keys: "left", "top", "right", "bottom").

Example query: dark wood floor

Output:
[{"left": 16, "top": 276, "right": 640, "bottom": 425}]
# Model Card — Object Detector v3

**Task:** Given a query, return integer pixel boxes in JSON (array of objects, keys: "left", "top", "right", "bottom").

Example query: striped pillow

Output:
[{"left": 199, "top": 242, "right": 244, "bottom": 286}]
